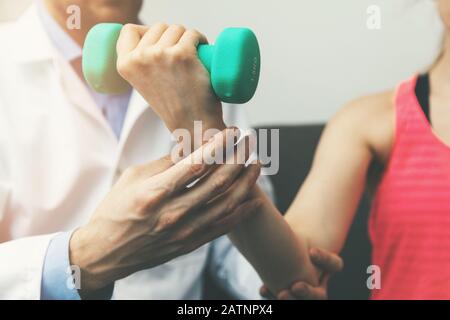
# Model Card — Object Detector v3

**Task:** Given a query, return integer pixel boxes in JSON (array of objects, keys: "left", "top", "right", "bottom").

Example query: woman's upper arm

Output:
[{"left": 285, "top": 92, "right": 394, "bottom": 253}]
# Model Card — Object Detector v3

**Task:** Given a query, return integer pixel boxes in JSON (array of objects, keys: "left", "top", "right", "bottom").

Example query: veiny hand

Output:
[
  {"left": 260, "top": 248, "right": 344, "bottom": 300},
  {"left": 116, "top": 23, "right": 225, "bottom": 135},
  {"left": 70, "top": 128, "right": 261, "bottom": 296}
]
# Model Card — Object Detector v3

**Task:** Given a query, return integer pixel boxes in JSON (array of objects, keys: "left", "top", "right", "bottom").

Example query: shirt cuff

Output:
[
  {"left": 41, "top": 231, "right": 81, "bottom": 300},
  {"left": 41, "top": 231, "right": 116, "bottom": 300}
]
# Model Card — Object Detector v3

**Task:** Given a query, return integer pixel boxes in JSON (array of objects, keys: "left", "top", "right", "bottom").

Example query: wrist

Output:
[
  {"left": 203, "top": 117, "right": 227, "bottom": 133},
  {"left": 69, "top": 226, "right": 113, "bottom": 294},
  {"left": 168, "top": 100, "right": 225, "bottom": 134},
  {"left": 172, "top": 115, "right": 227, "bottom": 153}
]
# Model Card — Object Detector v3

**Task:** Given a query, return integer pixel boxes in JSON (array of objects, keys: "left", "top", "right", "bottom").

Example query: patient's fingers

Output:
[
  {"left": 277, "top": 290, "right": 295, "bottom": 300},
  {"left": 259, "top": 286, "right": 274, "bottom": 299},
  {"left": 117, "top": 24, "right": 148, "bottom": 56},
  {"left": 289, "top": 282, "right": 327, "bottom": 300},
  {"left": 309, "top": 248, "right": 344, "bottom": 274}
]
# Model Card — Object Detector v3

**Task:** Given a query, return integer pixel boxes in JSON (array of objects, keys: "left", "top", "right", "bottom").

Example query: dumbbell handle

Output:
[{"left": 197, "top": 45, "right": 215, "bottom": 73}]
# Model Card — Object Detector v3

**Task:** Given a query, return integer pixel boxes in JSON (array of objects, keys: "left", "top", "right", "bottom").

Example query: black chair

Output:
[{"left": 204, "top": 125, "right": 372, "bottom": 300}]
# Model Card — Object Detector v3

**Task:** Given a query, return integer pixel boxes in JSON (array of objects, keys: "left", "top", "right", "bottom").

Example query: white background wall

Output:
[{"left": 0, "top": 0, "right": 444, "bottom": 126}]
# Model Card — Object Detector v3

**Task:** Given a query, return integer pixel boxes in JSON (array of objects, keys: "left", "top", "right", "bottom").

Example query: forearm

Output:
[{"left": 228, "top": 186, "right": 320, "bottom": 295}]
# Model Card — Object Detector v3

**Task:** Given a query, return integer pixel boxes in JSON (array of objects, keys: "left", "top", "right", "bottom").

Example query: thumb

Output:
[{"left": 131, "top": 155, "right": 174, "bottom": 179}]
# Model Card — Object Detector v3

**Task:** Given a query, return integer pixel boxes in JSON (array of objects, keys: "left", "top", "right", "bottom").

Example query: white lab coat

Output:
[{"left": 0, "top": 4, "right": 272, "bottom": 300}]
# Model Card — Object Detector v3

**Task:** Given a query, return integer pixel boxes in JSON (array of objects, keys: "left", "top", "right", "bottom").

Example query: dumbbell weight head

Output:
[
  {"left": 198, "top": 28, "right": 260, "bottom": 104},
  {"left": 82, "top": 23, "right": 261, "bottom": 104},
  {"left": 82, "top": 23, "right": 129, "bottom": 94}
]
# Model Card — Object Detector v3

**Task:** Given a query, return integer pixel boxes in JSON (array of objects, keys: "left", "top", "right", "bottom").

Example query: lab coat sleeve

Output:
[{"left": 0, "top": 234, "right": 56, "bottom": 299}]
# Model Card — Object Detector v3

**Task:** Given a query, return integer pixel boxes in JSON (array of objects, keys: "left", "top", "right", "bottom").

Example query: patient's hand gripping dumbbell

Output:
[{"left": 82, "top": 23, "right": 261, "bottom": 104}]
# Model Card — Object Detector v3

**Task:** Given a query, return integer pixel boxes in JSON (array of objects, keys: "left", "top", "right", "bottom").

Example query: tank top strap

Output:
[{"left": 393, "top": 75, "right": 431, "bottom": 150}]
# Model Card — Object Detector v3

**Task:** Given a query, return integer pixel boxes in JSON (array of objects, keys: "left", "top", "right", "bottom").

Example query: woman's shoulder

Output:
[
  {"left": 330, "top": 90, "right": 396, "bottom": 162},
  {"left": 341, "top": 90, "right": 395, "bottom": 119}
]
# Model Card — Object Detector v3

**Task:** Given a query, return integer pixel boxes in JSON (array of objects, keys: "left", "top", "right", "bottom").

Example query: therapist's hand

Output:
[
  {"left": 70, "top": 129, "right": 261, "bottom": 296},
  {"left": 116, "top": 23, "right": 225, "bottom": 137}
]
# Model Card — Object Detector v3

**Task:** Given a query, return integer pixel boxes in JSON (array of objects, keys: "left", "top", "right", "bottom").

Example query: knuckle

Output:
[
  {"left": 116, "top": 56, "right": 132, "bottom": 77},
  {"left": 123, "top": 166, "right": 140, "bottom": 179},
  {"left": 171, "top": 47, "right": 195, "bottom": 63},
  {"left": 170, "top": 202, "right": 190, "bottom": 218},
  {"left": 225, "top": 201, "right": 238, "bottom": 215},
  {"left": 186, "top": 29, "right": 204, "bottom": 41},
  {"left": 144, "top": 186, "right": 169, "bottom": 207},
  {"left": 187, "top": 29, "right": 200, "bottom": 37},
  {"left": 212, "top": 175, "right": 230, "bottom": 192},
  {"left": 155, "top": 205, "right": 189, "bottom": 233},
  {"left": 174, "top": 227, "right": 194, "bottom": 244},
  {"left": 171, "top": 24, "right": 186, "bottom": 33},
  {"left": 126, "top": 50, "right": 145, "bottom": 68},
  {"left": 188, "top": 162, "right": 206, "bottom": 176},
  {"left": 153, "top": 22, "right": 168, "bottom": 30},
  {"left": 154, "top": 216, "right": 175, "bottom": 233},
  {"left": 165, "top": 214, "right": 182, "bottom": 229},
  {"left": 152, "top": 178, "right": 176, "bottom": 195},
  {"left": 132, "top": 191, "right": 150, "bottom": 212},
  {"left": 122, "top": 23, "right": 138, "bottom": 33},
  {"left": 132, "top": 49, "right": 150, "bottom": 65},
  {"left": 141, "top": 47, "right": 168, "bottom": 64}
]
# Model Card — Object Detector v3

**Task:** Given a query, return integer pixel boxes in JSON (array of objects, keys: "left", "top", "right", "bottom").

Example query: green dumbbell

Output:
[{"left": 82, "top": 23, "right": 261, "bottom": 104}]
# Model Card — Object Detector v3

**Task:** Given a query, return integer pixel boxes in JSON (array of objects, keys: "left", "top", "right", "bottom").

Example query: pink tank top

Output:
[{"left": 369, "top": 75, "right": 450, "bottom": 299}]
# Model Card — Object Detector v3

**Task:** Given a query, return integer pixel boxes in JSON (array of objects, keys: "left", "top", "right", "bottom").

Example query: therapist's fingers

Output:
[
  {"left": 136, "top": 23, "right": 170, "bottom": 51},
  {"left": 125, "top": 155, "right": 175, "bottom": 181},
  {"left": 184, "top": 163, "right": 261, "bottom": 230},
  {"left": 150, "top": 128, "right": 239, "bottom": 195},
  {"left": 116, "top": 23, "right": 148, "bottom": 56},
  {"left": 288, "top": 282, "right": 328, "bottom": 300},
  {"left": 171, "top": 136, "right": 253, "bottom": 215}
]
